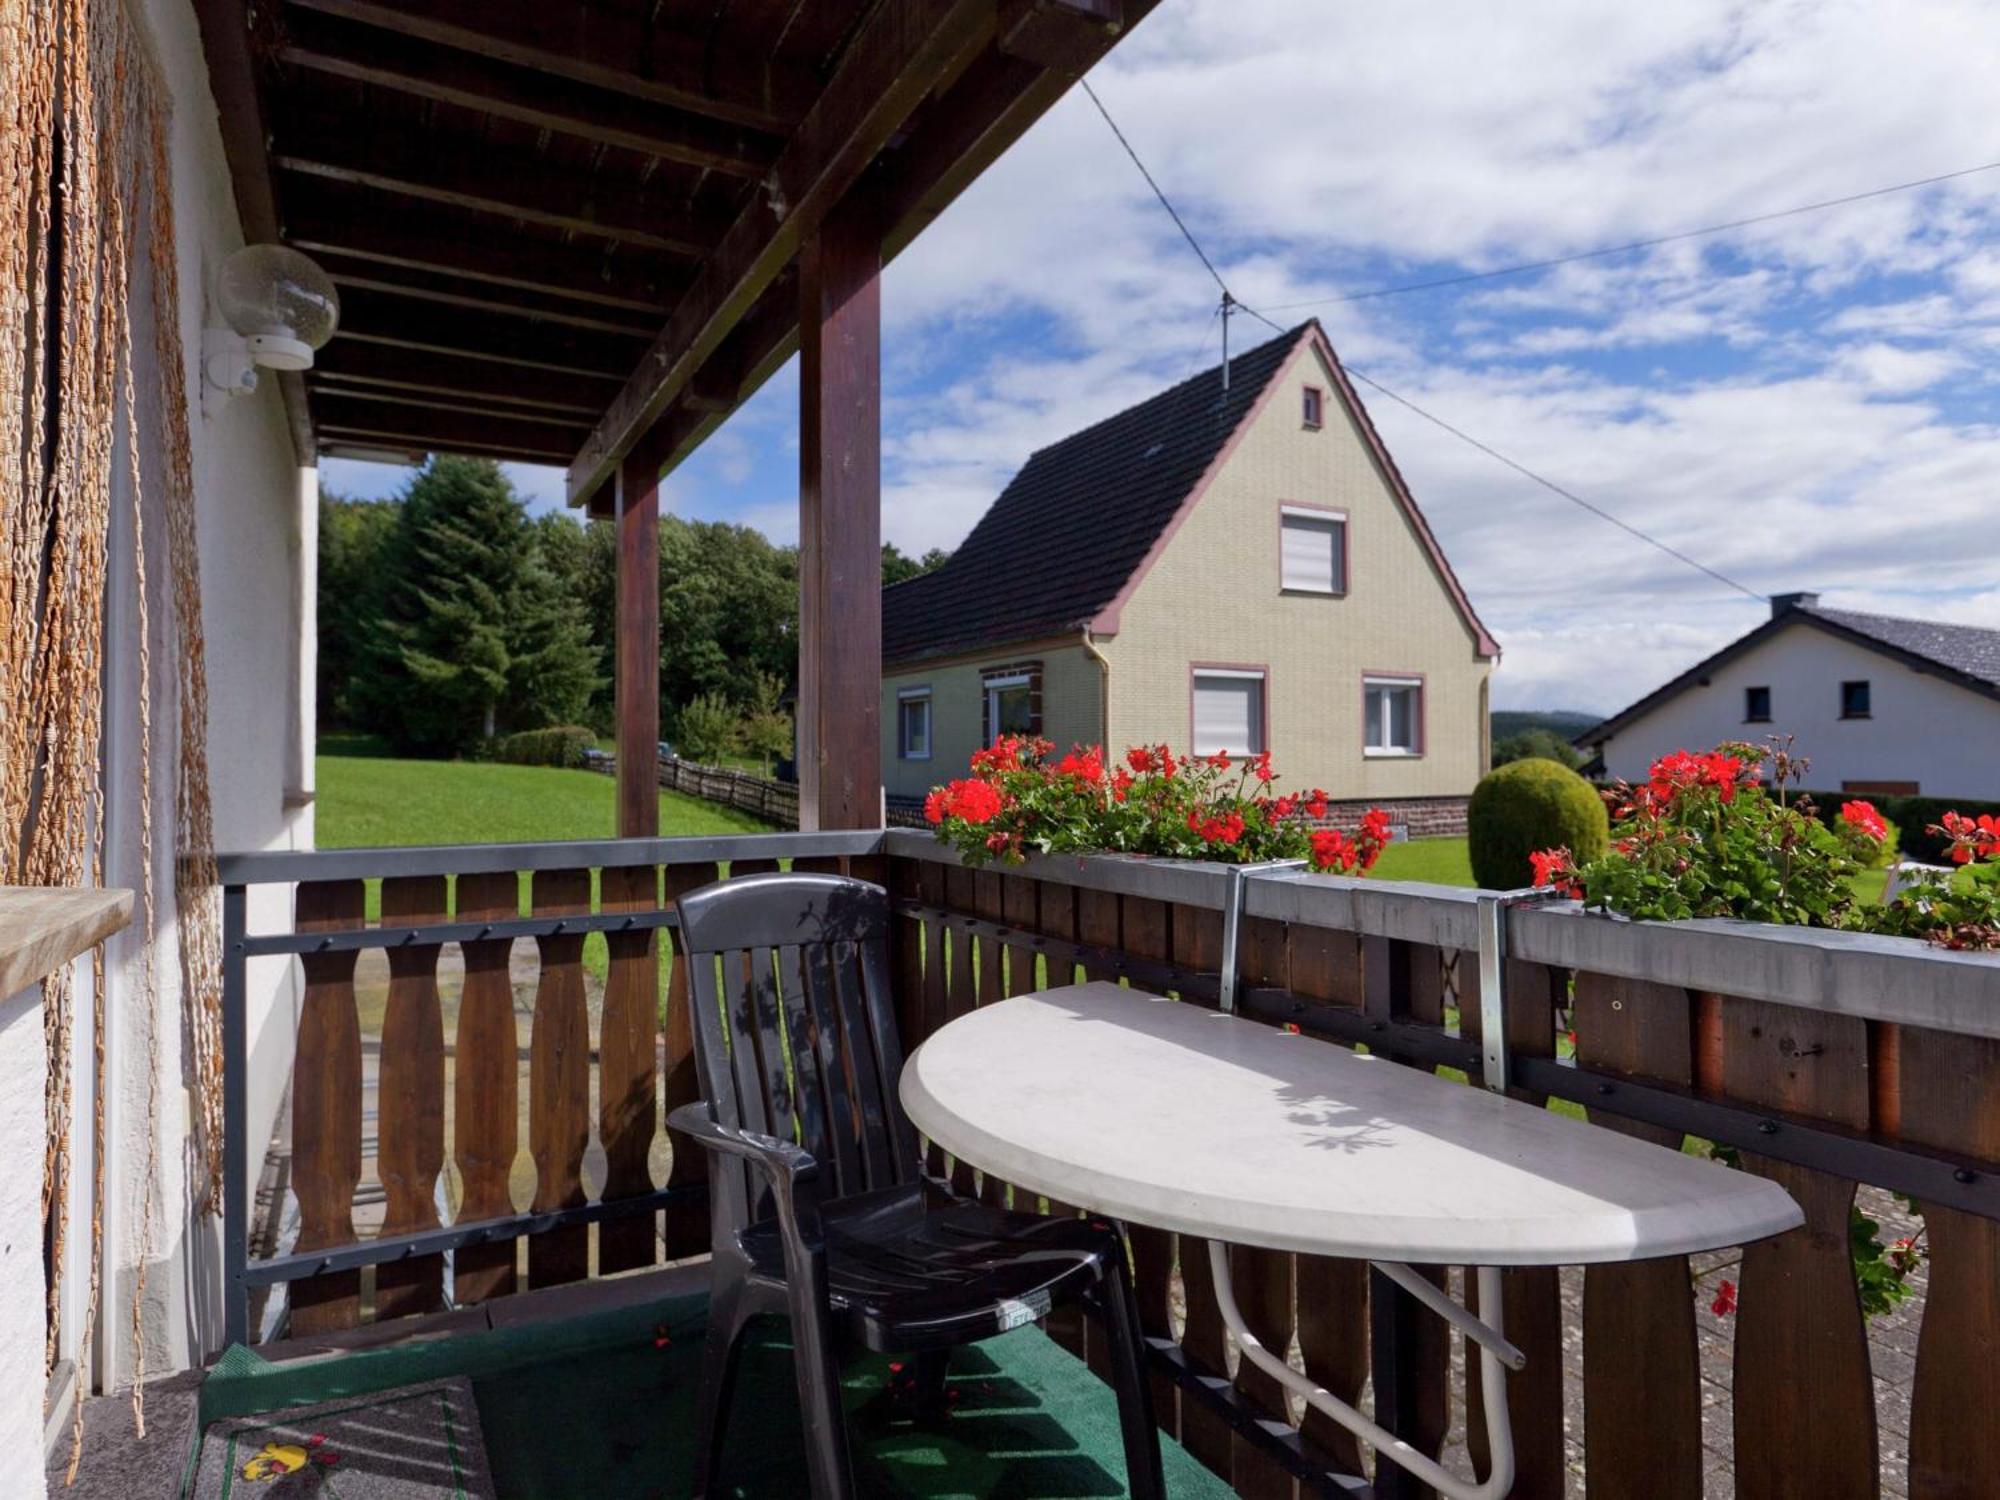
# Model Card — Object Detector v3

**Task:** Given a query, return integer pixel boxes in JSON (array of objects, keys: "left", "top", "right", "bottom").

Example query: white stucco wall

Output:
[
  {"left": 38, "top": 0, "right": 317, "bottom": 1411},
  {"left": 1595, "top": 619, "right": 2000, "bottom": 800},
  {"left": 1, "top": 986, "right": 48, "bottom": 1499}
]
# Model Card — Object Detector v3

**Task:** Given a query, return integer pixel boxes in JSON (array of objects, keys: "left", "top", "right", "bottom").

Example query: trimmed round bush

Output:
[{"left": 1468, "top": 757, "right": 1609, "bottom": 890}]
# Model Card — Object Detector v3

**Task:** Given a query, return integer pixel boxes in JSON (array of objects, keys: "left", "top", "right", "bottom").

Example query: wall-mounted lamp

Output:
[{"left": 203, "top": 244, "right": 339, "bottom": 402}]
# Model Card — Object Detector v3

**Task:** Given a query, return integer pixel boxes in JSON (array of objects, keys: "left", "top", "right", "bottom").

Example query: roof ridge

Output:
[{"left": 1018, "top": 320, "right": 1311, "bottom": 464}]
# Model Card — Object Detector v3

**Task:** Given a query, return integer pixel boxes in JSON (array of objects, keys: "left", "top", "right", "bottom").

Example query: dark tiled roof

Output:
[
  {"left": 1808, "top": 607, "right": 2000, "bottom": 687},
  {"left": 882, "top": 324, "right": 1305, "bottom": 665}
]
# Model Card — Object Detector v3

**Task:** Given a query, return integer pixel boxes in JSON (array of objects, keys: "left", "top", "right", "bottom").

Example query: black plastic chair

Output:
[{"left": 668, "top": 871, "right": 1164, "bottom": 1500}]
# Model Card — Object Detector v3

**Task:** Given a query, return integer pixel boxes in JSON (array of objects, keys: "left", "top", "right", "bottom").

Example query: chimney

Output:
[{"left": 1770, "top": 591, "right": 1820, "bottom": 619}]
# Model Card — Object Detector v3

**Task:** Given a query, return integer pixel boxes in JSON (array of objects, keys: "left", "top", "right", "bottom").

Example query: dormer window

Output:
[{"left": 1302, "top": 386, "right": 1324, "bottom": 429}]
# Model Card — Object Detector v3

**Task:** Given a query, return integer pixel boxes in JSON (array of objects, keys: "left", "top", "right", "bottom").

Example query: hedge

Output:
[{"left": 487, "top": 725, "right": 596, "bottom": 769}]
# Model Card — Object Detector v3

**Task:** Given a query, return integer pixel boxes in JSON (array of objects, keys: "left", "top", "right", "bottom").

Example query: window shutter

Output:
[
  {"left": 1281, "top": 514, "right": 1343, "bottom": 593},
  {"left": 1192, "top": 673, "right": 1264, "bottom": 755}
]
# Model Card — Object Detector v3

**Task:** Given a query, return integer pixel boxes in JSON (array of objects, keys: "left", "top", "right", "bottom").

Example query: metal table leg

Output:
[{"left": 1207, "top": 1242, "right": 1521, "bottom": 1500}]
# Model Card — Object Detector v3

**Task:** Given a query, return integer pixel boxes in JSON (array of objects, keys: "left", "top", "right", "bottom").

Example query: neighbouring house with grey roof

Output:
[
  {"left": 880, "top": 321, "right": 1499, "bottom": 834},
  {"left": 1578, "top": 593, "right": 2000, "bottom": 799}
]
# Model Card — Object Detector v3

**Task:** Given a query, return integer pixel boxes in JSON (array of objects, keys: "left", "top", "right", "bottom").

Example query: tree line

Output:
[{"left": 320, "top": 456, "right": 947, "bottom": 757}]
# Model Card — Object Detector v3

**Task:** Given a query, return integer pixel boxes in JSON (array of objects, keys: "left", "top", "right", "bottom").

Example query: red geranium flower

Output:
[
  {"left": 1839, "top": 800, "right": 1888, "bottom": 842},
  {"left": 1710, "top": 1279, "right": 1737, "bottom": 1317}
]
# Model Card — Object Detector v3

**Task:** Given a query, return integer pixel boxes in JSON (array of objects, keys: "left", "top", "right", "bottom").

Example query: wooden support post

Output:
[
  {"left": 797, "top": 183, "right": 882, "bottom": 830},
  {"left": 615, "top": 441, "right": 662, "bottom": 837}
]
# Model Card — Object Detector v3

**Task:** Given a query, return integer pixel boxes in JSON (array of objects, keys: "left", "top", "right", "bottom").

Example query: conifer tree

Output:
[{"left": 354, "top": 457, "right": 599, "bottom": 753}]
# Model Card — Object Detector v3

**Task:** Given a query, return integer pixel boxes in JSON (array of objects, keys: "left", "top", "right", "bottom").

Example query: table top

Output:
[
  {"left": 901, "top": 983, "right": 1803, "bottom": 1265},
  {"left": 0, "top": 886, "right": 133, "bottom": 1001}
]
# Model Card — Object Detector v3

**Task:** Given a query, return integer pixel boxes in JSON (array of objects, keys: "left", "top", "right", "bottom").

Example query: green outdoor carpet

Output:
[
  {"left": 192, "top": 1294, "right": 1234, "bottom": 1499},
  {"left": 192, "top": 1377, "right": 495, "bottom": 1500}
]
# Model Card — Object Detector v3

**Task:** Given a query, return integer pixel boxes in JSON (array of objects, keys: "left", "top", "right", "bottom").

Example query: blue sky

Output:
[{"left": 325, "top": 0, "right": 2000, "bottom": 713}]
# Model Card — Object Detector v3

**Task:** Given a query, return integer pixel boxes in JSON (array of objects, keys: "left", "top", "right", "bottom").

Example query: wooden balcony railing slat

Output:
[
  {"left": 289, "top": 878, "right": 368, "bottom": 1335},
  {"left": 451, "top": 870, "right": 523, "bottom": 1304},
  {"left": 1230, "top": 913, "right": 1300, "bottom": 1500},
  {"left": 1031, "top": 878, "right": 1093, "bottom": 1366},
  {"left": 915, "top": 861, "right": 950, "bottom": 1180},
  {"left": 662, "top": 862, "right": 719, "bottom": 1258},
  {"left": 1460, "top": 958, "right": 1568, "bottom": 1500},
  {"left": 974, "top": 869, "right": 1012, "bottom": 1210},
  {"left": 1287, "top": 923, "right": 1370, "bottom": 1479},
  {"left": 1719, "top": 992, "right": 1878, "bottom": 1499},
  {"left": 598, "top": 863, "right": 662, "bottom": 1275},
  {"left": 1172, "top": 901, "right": 1236, "bottom": 1481},
  {"left": 942, "top": 866, "right": 979, "bottom": 1198},
  {"left": 375, "top": 875, "right": 450, "bottom": 1319},
  {"left": 527, "top": 868, "right": 593, "bottom": 1287},
  {"left": 1572, "top": 972, "right": 1703, "bottom": 1500},
  {"left": 1115, "top": 893, "right": 1183, "bottom": 1439},
  {"left": 1898, "top": 1023, "right": 2000, "bottom": 1495}
]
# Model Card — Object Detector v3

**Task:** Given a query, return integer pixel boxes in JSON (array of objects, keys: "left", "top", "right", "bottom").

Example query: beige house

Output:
[{"left": 881, "top": 322, "right": 1498, "bottom": 834}]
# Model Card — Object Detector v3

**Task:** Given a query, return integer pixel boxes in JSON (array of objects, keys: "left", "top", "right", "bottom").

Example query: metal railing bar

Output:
[
  {"left": 216, "top": 828, "right": 886, "bottom": 886},
  {"left": 1137, "top": 1334, "right": 1375, "bottom": 1497},
  {"left": 242, "top": 1184, "right": 709, "bottom": 1286},
  {"left": 222, "top": 884, "right": 251, "bottom": 1348},
  {"left": 241, "top": 906, "right": 684, "bottom": 956},
  {"left": 1512, "top": 1056, "right": 2000, "bottom": 1223},
  {"left": 883, "top": 838, "right": 2000, "bottom": 1036}
]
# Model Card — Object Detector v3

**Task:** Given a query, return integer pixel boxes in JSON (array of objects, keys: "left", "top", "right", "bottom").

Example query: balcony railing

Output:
[{"left": 217, "top": 827, "right": 2000, "bottom": 1499}]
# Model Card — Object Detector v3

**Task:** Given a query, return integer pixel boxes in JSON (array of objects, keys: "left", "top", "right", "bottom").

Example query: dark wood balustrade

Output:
[{"left": 217, "top": 828, "right": 2000, "bottom": 1499}]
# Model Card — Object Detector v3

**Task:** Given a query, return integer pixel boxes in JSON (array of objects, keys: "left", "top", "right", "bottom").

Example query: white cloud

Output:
[{"left": 855, "top": 0, "right": 2000, "bottom": 710}]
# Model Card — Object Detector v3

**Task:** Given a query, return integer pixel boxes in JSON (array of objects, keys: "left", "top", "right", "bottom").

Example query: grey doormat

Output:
[{"left": 190, "top": 1376, "right": 494, "bottom": 1499}]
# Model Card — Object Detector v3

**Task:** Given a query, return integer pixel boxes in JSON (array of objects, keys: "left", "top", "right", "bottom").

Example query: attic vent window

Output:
[{"left": 1302, "top": 386, "right": 1325, "bottom": 429}]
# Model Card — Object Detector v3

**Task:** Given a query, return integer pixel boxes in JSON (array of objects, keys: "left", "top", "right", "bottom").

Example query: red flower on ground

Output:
[
  {"left": 1839, "top": 799, "right": 1888, "bottom": 842},
  {"left": 1710, "top": 1279, "right": 1738, "bottom": 1317}
]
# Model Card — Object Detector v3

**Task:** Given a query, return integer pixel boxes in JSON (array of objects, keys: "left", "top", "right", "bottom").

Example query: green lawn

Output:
[
  {"left": 1370, "top": 836, "right": 1476, "bottom": 886},
  {"left": 315, "top": 744, "right": 771, "bottom": 849}
]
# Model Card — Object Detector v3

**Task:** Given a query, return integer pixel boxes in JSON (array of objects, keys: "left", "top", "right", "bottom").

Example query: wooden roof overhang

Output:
[{"left": 193, "top": 0, "right": 1155, "bottom": 514}]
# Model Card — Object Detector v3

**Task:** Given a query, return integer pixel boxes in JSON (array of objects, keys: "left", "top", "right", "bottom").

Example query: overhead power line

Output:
[
  {"left": 1080, "top": 76, "right": 1767, "bottom": 603},
  {"left": 1257, "top": 157, "right": 2000, "bottom": 311},
  {"left": 1339, "top": 364, "right": 1767, "bottom": 602}
]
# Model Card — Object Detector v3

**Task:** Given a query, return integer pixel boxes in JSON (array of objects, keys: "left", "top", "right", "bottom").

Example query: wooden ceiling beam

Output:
[
  {"left": 283, "top": 0, "right": 816, "bottom": 135},
  {"left": 275, "top": 9, "right": 781, "bottom": 180},
  {"left": 306, "top": 382, "right": 596, "bottom": 431},
  {"left": 319, "top": 423, "right": 576, "bottom": 466},
  {"left": 567, "top": 0, "right": 1000, "bottom": 505},
  {"left": 282, "top": 194, "right": 678, "bottom": 315},
  {"left": 332, "top": 288, "right": 638, "bottom": 380},
  {"left": 315, "top": 396, "right": 584, "bottom": 460},
  {"left": 312, "top": 344, "right": 606, "bottom": 414},
  {"left": 272, "top": 126, "right": 730, "bottom": 257},
  {"left": 318, "top": 260, "right": 659, "bottom": 338},
  {"left": 881, "top": 0, "right": 1151, "bottom": 261}
]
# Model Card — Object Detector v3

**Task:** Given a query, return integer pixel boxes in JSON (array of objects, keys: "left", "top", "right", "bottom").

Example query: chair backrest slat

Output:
[
  {"left": 797, "top": 938, "right": 865, "bottom": 1199},
  {"left": 830, "top": 938, "right": 899, "bottom": 1187},
  {"left": 677, "top": 873, "right": 919, "bottom": 1233}
]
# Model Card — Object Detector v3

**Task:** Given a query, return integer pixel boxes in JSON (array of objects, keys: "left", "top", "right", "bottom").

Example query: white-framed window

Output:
[
  {"left": 985, "top": 673, "right": 1034, "bottom": 736},
  {"left": 1192, "top": 668, "right": 1267, "bottom": 756},
  {"left": 1302, "top": 386, "right": 1324, "bottom": 428},
  {"left": 1280, "top": 505, "right": 1346, "bottom": 594},
  {"left": 1363, "top": 676, "right": 1423, "bottom": 756},
  {"left": 897, "top": 687, "right": 932, "bottom": 760}
]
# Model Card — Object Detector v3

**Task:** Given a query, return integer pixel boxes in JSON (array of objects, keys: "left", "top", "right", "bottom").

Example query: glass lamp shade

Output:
[{"left": 216, "top": 245, "right": 339, "bottom": 368}]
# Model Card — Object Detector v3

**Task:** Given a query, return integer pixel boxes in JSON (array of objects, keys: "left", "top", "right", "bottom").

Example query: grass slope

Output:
[{"left": 315, "top": 748, "right": 770, "bottom": 849}]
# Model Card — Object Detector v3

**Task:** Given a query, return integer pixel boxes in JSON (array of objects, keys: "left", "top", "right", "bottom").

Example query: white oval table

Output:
[{"left": 901, "top": 982, "right": 1803, "bottom": 1500}]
